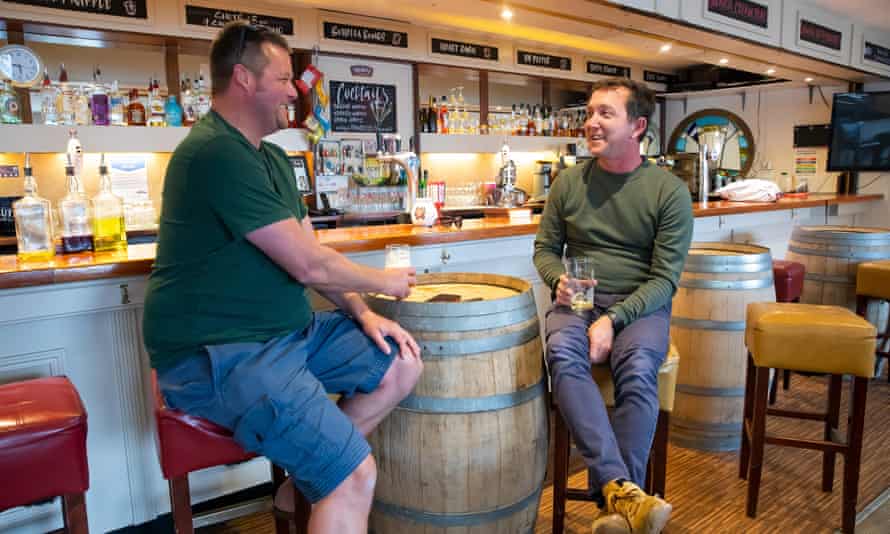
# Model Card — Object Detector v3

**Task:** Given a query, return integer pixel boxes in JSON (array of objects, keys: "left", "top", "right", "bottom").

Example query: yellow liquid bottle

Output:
[{"left": 91, "top": 155, "right": 128, "bottom": 253}]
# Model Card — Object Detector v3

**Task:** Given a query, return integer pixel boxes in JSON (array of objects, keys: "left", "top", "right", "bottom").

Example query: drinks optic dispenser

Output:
[{"left": 697, "top": 126, "right": 727, "bottom": 205}]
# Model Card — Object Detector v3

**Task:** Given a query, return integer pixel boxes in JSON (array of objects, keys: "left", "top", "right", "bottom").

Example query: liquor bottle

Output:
[
  {"left": 91, "top": 67, "right": 110, "bottom": 126},
  {"left": 427, "top": 97, "right": 437, "bottom": 133},
  {"left": 528, "top": 105, "right": 538, "bottom": 137},
  {"left": 58, "top": 154, "right": 94, "bottom": 254},
  {"left": 164, "top": 95, "right": 183, "bottom": 126},
  {"left": 148, "top": 79, "right": 166, "bottom": 127},
  {"left": 57, "top": 64, "right": 75, "bottom": 126},
  {"left": 419, "top": 106, "right": 427, "bottom": 133},
  {"left": 181, "top": 79, "right": 197, "bottom": 126},
  {"left": 67, "top": 129, "right": 84, "bottom": 186},
  {"left": 74, "top": 86, "right": 91, "bottom": 126},
  {"left": 438, "top": 95, "right": 448, "bottom": 134},
  {"left": 0, "top": 80, "right": 22, "bottom": 124},
  {"left": 109, "top": 80, "right": 126, "bottom": 126},
  {"left": 195, "top": 75, "right": 211, "bottom": 119},
  {"left": 40, "top": 69, "right": 58, "bottom": 125},
  {"left": 126, "top": 88, "right": 146, "bottom": 126},
  {"left": 13, "top": 153, "right": 55, "bottom": 262},
  {"left": 92, "top": 154, "right": 127, "bottom": 253}
]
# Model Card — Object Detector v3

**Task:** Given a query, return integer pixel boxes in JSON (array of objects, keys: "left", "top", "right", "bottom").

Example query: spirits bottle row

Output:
[
  {"left": 419, "top": 98, "right": 587, "bottom": 137},
  {"left": 0, "top": 64, "right": 212, "bottom": 126},
  {"left": 13, "top": 146, "right": 128, "bottom": 262}
]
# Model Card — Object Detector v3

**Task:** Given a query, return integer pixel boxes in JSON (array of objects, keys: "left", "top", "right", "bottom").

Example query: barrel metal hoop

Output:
[
  {"left": 681, "top": 262, "right": 773, "bottom": 274},
  {"left": 679, "top": 277, "right": 774, "bottom": 290},
  {"left": 676, "top": 384, "right": 746, "bottom": 397},
  {"left": 788, "top": 245, "right": 890, "bottom": 261},
  {"left": 398, "top": 379, "right": 546, "bottom": 413},
  {"left": 791, "top": 229, "right": 890, "bottom": 244},
  {"left": 373, "top": 487, "right": 542, "bottom": 527},
  {"left": 804, "top": 272, "right": 854, "bottom": 284},
  {"left": 671, "top": 317, "right": 747, "bottom": 331},
  {"left": 419, "top": 321, "right": 540, "bottom": 358},
  {"left": 387, "top": 303, "right": 538, "bottom": 332}
]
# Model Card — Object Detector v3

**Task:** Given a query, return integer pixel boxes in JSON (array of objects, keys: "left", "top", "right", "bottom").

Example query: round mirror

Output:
[{"left": 667, "top": 109, "right": 756, "bottom": 178}]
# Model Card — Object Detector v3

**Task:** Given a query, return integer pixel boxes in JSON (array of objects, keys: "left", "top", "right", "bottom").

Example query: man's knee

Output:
[
  {"left": 331, "top": 455, "right": 377, "bottom": 502},
  {"left": 379, "top": 355, "right": 423, "bottom": 399}
]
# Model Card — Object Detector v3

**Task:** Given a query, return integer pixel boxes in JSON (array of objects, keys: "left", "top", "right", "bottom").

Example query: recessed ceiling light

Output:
[
  {"left": 805, "top": 77, "right": 814, "bottom": 83},
  {"left": 766, "top": 68, "right": 776, "bottom": 75},
  {"left": 659, "top": 43, "right": 672, "bottom": 53},
  {"left": 501, "top": 7, "right": 513, "bottom": 20},
  {"left": 719, "top": 58, "right": 729, "bottom": 65}
]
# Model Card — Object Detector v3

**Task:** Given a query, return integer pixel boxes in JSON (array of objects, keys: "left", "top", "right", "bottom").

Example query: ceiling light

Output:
[
  {"left": 501, "top": 7, "right": 513, "bottom": 20},
  {"left": 805, "top": 77, "right": 814, "bottom": 83},
  {"left": 719, "top": 58, "right": 729, "bottom": 65},
  {"left": 766, "top": 68, "right": 776, "bottom": 75},
  {"left": 659, "top": 43, "right": 672, "bottom": 53}
]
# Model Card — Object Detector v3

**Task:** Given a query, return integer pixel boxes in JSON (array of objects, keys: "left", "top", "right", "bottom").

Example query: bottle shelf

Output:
[
  {"left": 0, "top": 125, "right": 310, "bottom": 153},
  {"left": 420, "top": 133, "right": 582, "bottom": 154}
]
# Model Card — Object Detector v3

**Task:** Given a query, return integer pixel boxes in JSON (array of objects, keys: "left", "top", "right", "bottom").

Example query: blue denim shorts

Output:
[{"left": 157, "top": 310, "right": 396, "bottom": 503}]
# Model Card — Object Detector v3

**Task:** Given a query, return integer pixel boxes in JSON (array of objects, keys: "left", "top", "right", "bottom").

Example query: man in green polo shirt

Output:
[
  {"left": 143, "top": 22, "right": 422, "bottom": 533},
  {"left": 534, "top": 78, "right": 693, "bottom": 533}
]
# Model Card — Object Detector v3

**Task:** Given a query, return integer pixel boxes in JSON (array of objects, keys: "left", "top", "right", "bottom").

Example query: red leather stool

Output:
[
  {"left": 769, "top": 260, "right": 806, "bottom": 404},
  {"left": 152, "top": 372, "right": 310, "bottom": 534},
  {"left": 0, "top": 376, "right": 89, "bottom": 534}
]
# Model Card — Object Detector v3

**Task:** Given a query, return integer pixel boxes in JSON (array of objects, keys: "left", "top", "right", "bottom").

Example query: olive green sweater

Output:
[{"left": 533, "top": 158, "right": 693, "bottom": 329}]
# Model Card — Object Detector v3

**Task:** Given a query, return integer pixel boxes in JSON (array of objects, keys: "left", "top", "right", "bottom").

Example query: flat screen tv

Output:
[{"left": 827, "top": 91, "right": 890, "bottom": 172}]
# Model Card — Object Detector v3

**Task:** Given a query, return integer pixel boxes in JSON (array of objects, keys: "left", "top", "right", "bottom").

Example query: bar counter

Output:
[{"left": 0, "top": 193, "right": 881, "bottom": 290}]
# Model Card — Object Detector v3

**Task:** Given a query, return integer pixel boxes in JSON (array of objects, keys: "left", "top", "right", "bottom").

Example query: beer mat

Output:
[{"left": 426, "top": 293, "right": 461, "bottom": 302}]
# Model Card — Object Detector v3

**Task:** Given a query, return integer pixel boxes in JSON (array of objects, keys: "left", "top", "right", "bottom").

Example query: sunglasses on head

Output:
[{"left": 234, "top": 23, "right": 266, "bottom": 63}]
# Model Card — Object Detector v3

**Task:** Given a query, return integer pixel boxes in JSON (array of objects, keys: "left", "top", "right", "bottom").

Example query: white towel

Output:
[{"left": 714, "top": 179, "right": 782, "bottom": 202}]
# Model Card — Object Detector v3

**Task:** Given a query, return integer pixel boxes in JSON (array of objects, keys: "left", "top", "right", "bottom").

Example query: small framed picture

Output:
[
  {"left": 288, "top": 155, "right": 312, "bottom": 193},
  {"left": 317, "top": 139, "right": 342, "bottom": 175},
  {"left": 340, "top": 138, "right": 365, "bottom": 175}
]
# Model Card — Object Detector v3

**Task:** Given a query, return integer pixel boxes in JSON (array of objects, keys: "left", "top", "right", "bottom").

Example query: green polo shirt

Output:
[
  {"left": 143, "top": 111, "right": 311, "bottom": 371},
  {"left": 533, "top": 158, "right": 693, "bottom": 329}
]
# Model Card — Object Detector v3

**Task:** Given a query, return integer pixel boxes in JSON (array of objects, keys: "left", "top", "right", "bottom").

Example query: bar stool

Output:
[
  {"left": 0, "top": 376, "right": 89, "bottom": 534},
  {"left": 551, "top": 344, "right": 680, "bottom": 534},
  {"left": 856, "top": 260, "right": 890, "bottom": 381},
  {"left": 740, "top": 303, "right": 876, "bottom": 533},
  {"left": 152, "top": 372, "right": 310, "bottom": 534},
  {"left": 768, "top": 260, "right": 806, "bottom": 404}
]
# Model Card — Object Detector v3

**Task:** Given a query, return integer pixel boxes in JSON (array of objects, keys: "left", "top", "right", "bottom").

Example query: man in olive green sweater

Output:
[{"left": 534, "top": 78, "right": 693, "bottom": 534}]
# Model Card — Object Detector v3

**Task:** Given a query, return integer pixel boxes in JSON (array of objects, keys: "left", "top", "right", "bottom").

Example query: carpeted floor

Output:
[{"left": 201, "top": 373, "right": 890, "bottom": 533}]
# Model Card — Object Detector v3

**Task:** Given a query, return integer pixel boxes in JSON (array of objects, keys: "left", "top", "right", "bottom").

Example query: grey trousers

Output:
[{"left": 545, "top": 293, "right": 670, "bottom": 488}]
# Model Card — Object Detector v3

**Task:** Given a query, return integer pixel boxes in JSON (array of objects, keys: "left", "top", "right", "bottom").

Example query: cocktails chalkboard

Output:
[{"left": 330, "top": 81, "right": 397, "bottom": 133}]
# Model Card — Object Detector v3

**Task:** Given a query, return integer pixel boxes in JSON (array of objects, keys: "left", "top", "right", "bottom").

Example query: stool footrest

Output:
[
  {"left": 765, "top": 408, "right": 828, "bottom": 421},
  {"left": 765, "top": 435, "right": 847, "bottom": 454},
  {"left": 566, "top": 489, "right": 598, "bottom": 502}
]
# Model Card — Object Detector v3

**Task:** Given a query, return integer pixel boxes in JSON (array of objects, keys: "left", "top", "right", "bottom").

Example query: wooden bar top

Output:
[{"left": 0, "top": 193, "right": 882, "bottom": 290}]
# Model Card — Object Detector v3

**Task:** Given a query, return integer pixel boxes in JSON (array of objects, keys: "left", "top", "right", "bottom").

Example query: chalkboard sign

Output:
[
  {"left": 0, "top": 197, "right": 21, "bottom": 237},
  {"left": 517, "top": 50, "right": 571, "bottom": 71},
  {"left": 644, "top": 70, "right": 677, "bottom": 84},
  {"left": 707, "top": 0, "right": 768, "bottom": 29},
  {"left": 330, "top": 81, "right": 397, "bottom": 133},
  {"left": 6, "top": 0, "right": 147, "bottom": 18},
  {"left": 799, "top": 19, "right": 841, "bottom": 51},
  {"left": 865, "top": 41, "right": 890, "bottom": 67},
  {"left": 185, "top": 5, "right": 293, "bottom": 35},
  {"left": 587, "top": 61, "right": 630, "bottom": 78},
  {"left": 432, "top": 38, "right": 498, "bottom": 61},
  {"left": 323, "top": 22, "right": 407, "bottom": 48}
]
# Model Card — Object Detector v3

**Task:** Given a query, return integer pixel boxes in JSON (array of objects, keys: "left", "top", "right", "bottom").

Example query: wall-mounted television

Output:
[{"left": 827, "top": 91, "right": 890, "bottom": 172}]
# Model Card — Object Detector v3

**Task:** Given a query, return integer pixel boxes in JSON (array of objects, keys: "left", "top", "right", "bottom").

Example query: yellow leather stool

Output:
[
  {"left": 740, "top": 303, "right": 876, "bottom": 533},
  {"left": 551, "top": 345, "right": 679, "bottom": 534},
  {"left": 856, "top": 260, "right": 890, "bottom": 381}
]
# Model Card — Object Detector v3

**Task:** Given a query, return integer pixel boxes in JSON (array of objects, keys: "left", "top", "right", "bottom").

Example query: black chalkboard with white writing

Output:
[
  {"left": 185, "top": 5, "right": 293, "bottom": 35},
  {"left": 6, "top": 0, "right": 147, "bottom": 18},
  {"left": 330, "top": 81, "right": 397, "bottom": 133}
]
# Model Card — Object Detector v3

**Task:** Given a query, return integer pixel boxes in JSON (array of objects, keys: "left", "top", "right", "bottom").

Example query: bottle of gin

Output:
[
  {"left": 90, "top": 67, "right": 109, "bottom": 126},
  {"left": 92, "top": 154, "right": 127, "bottom": 253},
  {"left": 58, "top": 154, "right": 94, "bottom": 253},
  {"left": 108, "top": 80, "right": 126, "bottom": 126},
  {"left": 164, "top": 95, "right": 183, "bottom": 126},
  {"left": 57, "top": 64, "right": 75, "bottom": 126},
  {"left": 13, "top": 153, "right": 55, "bottom": 262},
  {"left": 148, "top": 78, "right": 166, "bottom": 127},
  {"left": 40, "top": 69, "right": 58, "bottom": 125}
]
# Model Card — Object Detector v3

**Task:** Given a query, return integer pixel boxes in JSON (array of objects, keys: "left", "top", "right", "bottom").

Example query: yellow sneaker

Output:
[
  {"left": 602, "top": 479, "right": 672, "bottom": 534},
  {"left": 592, "top": 505, "right": 631, "bottom": 534}
]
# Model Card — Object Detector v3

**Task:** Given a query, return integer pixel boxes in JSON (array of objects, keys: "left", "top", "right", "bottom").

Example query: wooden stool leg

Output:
[
  {"left": 62, "top": 492, "right": 88, "bottom": 534},
  {"left": 739, "top": 352, "right": 756, "bottom": 480},
  {"left": 271, "top": 464, "right": 311, "bottom": 534},
  {"left": 648, "top": 410, "right": 669, "bottom": 497},
  {"left": 822, "top": 374, "right": 843, "bottom": 492},
  {"left": 745, "top": 365, "right": 770, "bottom": 518},
  {"left": 168, "top": 476, "right": 194, "bottom": 534},
  {"left": 782, "top": 369, "right": 791, "bottom": 390},
  {"left": 552, "top": 408, "right": 571, "bottom": 534},
  {"left": 842, "top": 377, "right": 868, "bottom": 533},
  {"left": 271, "top": 464, "right": 291, "bottom": 534}
]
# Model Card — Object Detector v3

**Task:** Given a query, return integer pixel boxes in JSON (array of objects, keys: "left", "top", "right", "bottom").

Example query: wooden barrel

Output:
[
  {"left": 669, "top": 243, "right": 775, "bottom": 451},
  {"left": 365, "top": 272, "right": 548, "bottom": 534}
]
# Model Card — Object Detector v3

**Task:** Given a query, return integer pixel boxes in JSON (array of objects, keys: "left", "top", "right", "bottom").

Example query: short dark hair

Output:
[
  {"left": 209, "top": 21, "right": 291, "bottom": 96},
  {"left": 589, "top": 78, "right": 655, "bottom": 138}
]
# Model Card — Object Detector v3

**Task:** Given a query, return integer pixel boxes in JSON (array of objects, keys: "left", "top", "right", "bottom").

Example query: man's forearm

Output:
[
  {"left": 319, "top": 289, "right": 370, "bottom": 319},
  {"left": 306, "top": 245, "right": 389, "bottom": 294}
]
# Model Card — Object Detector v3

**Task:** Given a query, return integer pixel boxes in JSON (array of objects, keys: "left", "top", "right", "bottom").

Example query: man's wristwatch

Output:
[{"left": 604, "top": 310, "right": 624, "bottom": 332}]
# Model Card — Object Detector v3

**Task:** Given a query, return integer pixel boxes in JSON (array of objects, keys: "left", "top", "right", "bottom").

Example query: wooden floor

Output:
[{"left": 201, "top": 373, "right": 889, "bottom": 534}]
